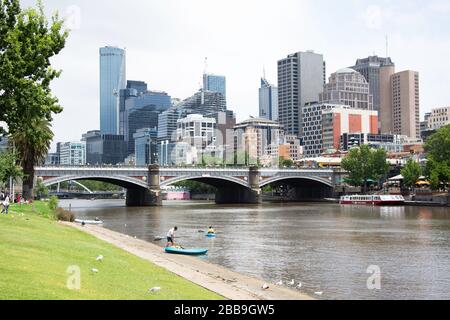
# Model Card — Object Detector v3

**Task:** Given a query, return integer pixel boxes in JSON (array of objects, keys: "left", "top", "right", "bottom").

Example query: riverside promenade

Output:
[{"left": 64, "top": 222, "right": 313, "bottom": 300}]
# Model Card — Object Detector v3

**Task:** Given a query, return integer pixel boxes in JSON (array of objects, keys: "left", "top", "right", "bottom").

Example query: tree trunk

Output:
[{"left": 22, "top": 159, "right": 35, "bottom": 201}]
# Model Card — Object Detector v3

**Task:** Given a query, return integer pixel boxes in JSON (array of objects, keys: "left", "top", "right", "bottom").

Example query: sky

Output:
[{"left": 19, "top": 0, "right": 450, "bottom": 151}]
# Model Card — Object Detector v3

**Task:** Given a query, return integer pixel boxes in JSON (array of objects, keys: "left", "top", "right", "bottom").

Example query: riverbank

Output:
[
  {"left": 0, "top": 202, "right": 223, "bottom": 300},
  {"left": 66, "top": 222, "right": 313, "bottom": 300}
]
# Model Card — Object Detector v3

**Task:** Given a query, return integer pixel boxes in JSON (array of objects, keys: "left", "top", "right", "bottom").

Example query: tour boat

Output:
[{"left": 340, "top": 195, "right": 405, "bottom": 206}]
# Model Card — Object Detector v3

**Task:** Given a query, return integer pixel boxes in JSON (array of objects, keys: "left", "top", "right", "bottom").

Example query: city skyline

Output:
[{"left": 19, "top": 0, "right": 450, "bottom": 150}]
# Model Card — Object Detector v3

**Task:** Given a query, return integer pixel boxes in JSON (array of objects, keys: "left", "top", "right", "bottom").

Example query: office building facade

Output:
[
  {"left": 100, "top": 46, "right": 126, "bottom": 135},
  {"left": 427, "top": 106, "right": 450, "bottom": 130},
  {"left": 203, "top": 74, "right": 226, "bottom": 98},
  {"left": 259, "top": 78, "right": 278, "bottom": 121},
  {"left": 380, "top": 67, "right": 420, "bottom": 139},
  {"left": 320, "top": 68, "right": 373, "bottom": 110},
  {"left": 351, "top": 56, "right": 395, "bottom": 119},
  {"left": 59, "top": 142, "right": 86, "bottom": 166},
  {"left": 234, "top": 118, "right": 282, "bottom": 166},
  {"left": 82, "top": 130, "right": 127, "bottom": 165},
  {"left": 134, "top": 128, "right": 158, "bottom": 166},
  {"left": 278, "top": 51, "right": 326, "bottom": 137},
  {"left": 321, "top": 107, "right": 378, "bottom": 152}
]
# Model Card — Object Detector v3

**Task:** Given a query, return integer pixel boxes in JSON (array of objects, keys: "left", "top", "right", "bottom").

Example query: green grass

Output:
[{"left": 0, "top": 202, "right": 223, "bottom": 300}]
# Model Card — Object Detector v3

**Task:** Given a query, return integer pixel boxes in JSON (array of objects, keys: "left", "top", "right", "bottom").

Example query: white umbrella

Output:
[{"left": 389, "top": 174, "right": 404, "bottom": 181}]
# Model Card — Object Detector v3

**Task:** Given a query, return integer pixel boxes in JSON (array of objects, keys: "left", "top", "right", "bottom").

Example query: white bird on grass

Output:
[
  {"left": 297, "top": 282, "right": 303, "bottom": 289},
  {"left": 288, "top": 279, "right": 295, "bottom": 286},
  {"left": 276, "top": 280, "right": 283, "bottom": 286},
  {"left": 149, "top": 287, "right": 161, "bottom": 293},
  {"left": 91, "top": 268, "right": 99, "bottom": 273},
  {"left": 261, "top": 283, "right": 270, "bottom": 290},
  {"left": 96, "top": 255, "right": 104, "bottom": 262}
]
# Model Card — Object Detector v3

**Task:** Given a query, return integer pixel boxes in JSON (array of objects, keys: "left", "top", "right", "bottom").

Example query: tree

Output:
[
  {"left": 11, "top": 118, "right": 54, "bottom": 199},
  {"left": 0, "top": 150, "right": 23, "bottom": 188},
  {"left": 279, "top": 157, "right": 294, "bottom": 168},
  {"left": 0, "top": 1, "right": 69, "bottom": 199},
  {"left": 34, "top": 178, "right": 48, "bottom": 200},
  {"left": 341, "top": 145, "right": 389, "bottom": 193},
  {"left": 401, "top": 159, "right": 422, "bottom": 189},
  {"left": 425, "top": 124, "right": 450, "bottom": 190}
]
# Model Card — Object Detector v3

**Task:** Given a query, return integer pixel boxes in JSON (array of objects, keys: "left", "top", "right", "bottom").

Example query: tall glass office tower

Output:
[
  {"left": 203, "top": 74, "right": 226, "bottom": 98},
  {"left": 100, "top": 46, "right": 126, "bottom": 135},
  {"left": 259, "top": 78, "right": 278, "bottom": 121}
]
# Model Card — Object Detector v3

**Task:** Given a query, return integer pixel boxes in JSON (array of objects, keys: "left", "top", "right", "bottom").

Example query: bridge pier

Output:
[
  {"left": 125, "top": 164, "right": 162, "bottom": 207},
  {"left": 215, "top": 166, "right": 262, "bottom": 204}
]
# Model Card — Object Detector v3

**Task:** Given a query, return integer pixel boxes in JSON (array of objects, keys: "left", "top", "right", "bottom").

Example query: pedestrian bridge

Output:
[{"left": 35, "top": 166, "right": 344, "bottom": 206}]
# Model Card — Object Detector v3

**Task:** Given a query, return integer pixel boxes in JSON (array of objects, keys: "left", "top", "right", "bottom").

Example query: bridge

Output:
[{"left": 35, "top": 166, "right": 345, "bottom": 206}]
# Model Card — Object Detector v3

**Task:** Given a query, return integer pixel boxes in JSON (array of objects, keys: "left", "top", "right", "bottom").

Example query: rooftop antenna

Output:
[
  {"left": 385, "top": 35, "right": 389, "bottom": 57},
  {"left": 203, "top": 57, "right": 208, "bottom": 75},
  {"left": 263, "top": 65, "right": 266, "bottom": 80}
]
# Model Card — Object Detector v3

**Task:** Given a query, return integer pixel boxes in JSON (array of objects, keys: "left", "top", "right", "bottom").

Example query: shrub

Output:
[
  {"left": 54, "top": 207, "right": 75, "bottom": 222},
  {"left": 48, "top": 196, "right": 59, "bottom": 211}
]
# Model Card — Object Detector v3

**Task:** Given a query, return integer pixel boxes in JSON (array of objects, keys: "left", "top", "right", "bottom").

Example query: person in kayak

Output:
[
  {"left": 207, "top": 226, "right": 215, "bottom": 234},
  {"left": 166, "top": 226, "right": 178, "bottom": 247}
]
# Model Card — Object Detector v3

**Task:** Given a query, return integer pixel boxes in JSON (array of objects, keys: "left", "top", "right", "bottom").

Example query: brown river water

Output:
[{"left": 60, "top": 199, "right": 450, "bottom": 300}]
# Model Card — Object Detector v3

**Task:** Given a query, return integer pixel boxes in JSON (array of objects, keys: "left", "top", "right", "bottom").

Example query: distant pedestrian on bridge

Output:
[{"left": 166, "top": 226, "right": 178, "bottom": 247}]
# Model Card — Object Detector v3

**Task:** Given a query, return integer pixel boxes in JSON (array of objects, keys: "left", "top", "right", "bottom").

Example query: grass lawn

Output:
[{"left": 0, "top": 201, "right": 223, "bottom": 300}]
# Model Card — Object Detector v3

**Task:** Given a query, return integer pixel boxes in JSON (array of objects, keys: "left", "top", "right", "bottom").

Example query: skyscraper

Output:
[
  {"left": 277, "top": 51, "right": 326, "bottom": 137},
  {"left": 259, "top": 78, "right": 278, "bottom": 121},
  {"left": 351, "top": 56, "right": 395, "bottom": 123},
  {"left": 100, "top": 46, "right": 126, "bottom": 135},
  {"left": 203, "top": 74, "right": 226, "bottom": 98},
  {"left": 380, "top": 67, "right": 420, "bottom": 139}
]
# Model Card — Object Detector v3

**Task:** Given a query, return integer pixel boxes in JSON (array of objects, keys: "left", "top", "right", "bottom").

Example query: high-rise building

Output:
[
  {"left": 351, "top": 56, "right": 395, "bottom": 122},
  {"left": 176, "top": 114, "right": 217, "bottom": 163},
  {"left": 203, "top": 74, "right": 226, "bottom": 98},
  {"left": 320, "top": 68, "right": 373, "bottom": 110},
  {"left": 134, "top": 128, "right": 158, "bottom": 166},
  {"left": 82, "top": 130, "right": 127, "bottom": 165},
  {"left": 157, "top": 90, "right": 227, "bottom": 142},
  {"left": 380, "top": 69, "right": 420, "bottom": 138},
  {"left": 233, "top": 118, "right": 282, "bottom": 166},
  {"left": 124, "top": 89, "right": 171, "bottom": 155},
  {"left": 59, "top": 142, "right": 86, "bottom": 166},
  {"left": 259, "top": 78, "right": 278, "bottom": 121},
  {"left": 278, "top": 50, "right": 326, "bottom": 137},
  {"left": 100, "top": 46, "right": 126, "bottom": 135}
]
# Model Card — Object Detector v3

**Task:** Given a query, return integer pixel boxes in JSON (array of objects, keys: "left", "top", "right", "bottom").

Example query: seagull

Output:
[
  {"left": 314, "top": 291, "right": 323, "bottom": 296},
  {"left": 96, "top": 255, "right": 104, "bottom": 262},
  {"left": 91, "top": 268, "right": 99, "bottom": 273},
  {"left": 297, "top": 282, "right": 303, "bottom": 289},
  {"left": 149, "top": 287, "right": 161, "bottom": 293},
  {"left": 288, "top": 279, "right": 295, "bottom": 286},
  {"left": 276, "top": 280, "right": 283, "bottom": 286},
  {"left": 261, "top": 283, "right": 270, "bottom": 290}
]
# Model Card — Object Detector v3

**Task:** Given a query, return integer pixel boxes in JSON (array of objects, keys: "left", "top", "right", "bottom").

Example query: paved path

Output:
[{"left": 63, "top": 222, "right": 313, "bottom": 300}]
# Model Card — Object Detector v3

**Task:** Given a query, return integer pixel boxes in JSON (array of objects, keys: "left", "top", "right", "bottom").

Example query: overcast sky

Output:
[{"left": 19, "top": 0, "right": 450, "bottom": 151}]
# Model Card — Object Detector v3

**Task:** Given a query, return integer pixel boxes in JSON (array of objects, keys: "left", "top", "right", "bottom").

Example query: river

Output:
[{"left": 60, "top": 199, "right": 450, "bottom": 300}]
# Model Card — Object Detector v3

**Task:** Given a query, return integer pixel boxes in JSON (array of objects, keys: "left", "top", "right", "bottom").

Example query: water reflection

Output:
[{"left": 61, "top": 200, "right": 450, "bottom": 300}]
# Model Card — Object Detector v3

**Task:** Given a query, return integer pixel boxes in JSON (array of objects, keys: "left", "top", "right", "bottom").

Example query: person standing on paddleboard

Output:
[{"left": 166, "top": 226, "right": 178, "bottom": 247}]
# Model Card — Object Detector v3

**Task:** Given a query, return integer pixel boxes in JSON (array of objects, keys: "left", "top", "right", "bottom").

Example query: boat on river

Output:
[
  {"left": 74, "top": 218, "right": 104, "bottom": 225},
  {"left": 165, "top": 246, "right": 208, "bottom": 256},
  {"left": 340, "top": 195, "right": 405, "bottom": 206}
]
